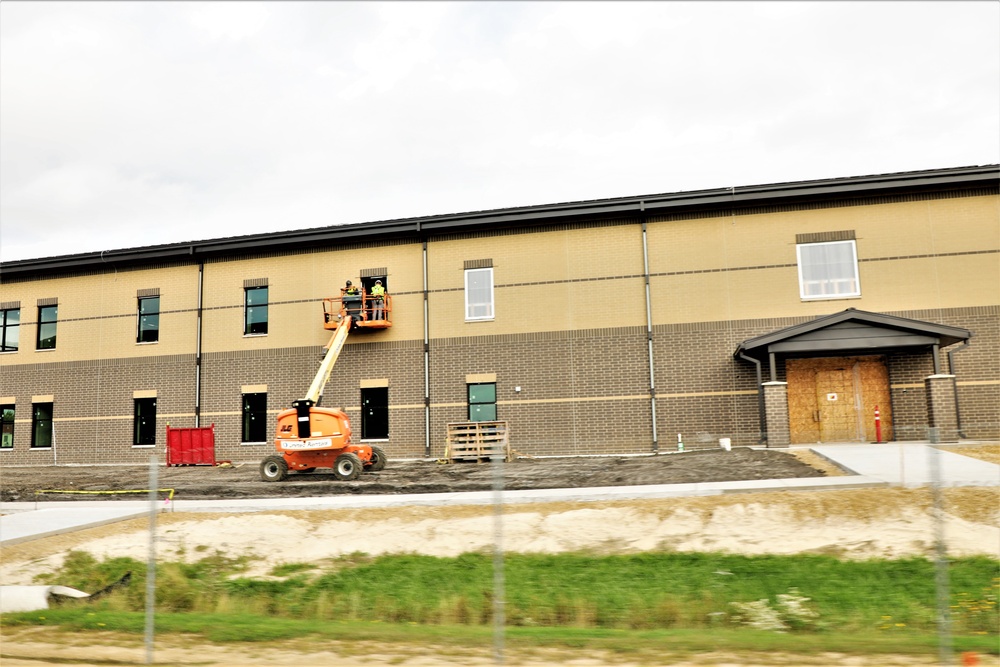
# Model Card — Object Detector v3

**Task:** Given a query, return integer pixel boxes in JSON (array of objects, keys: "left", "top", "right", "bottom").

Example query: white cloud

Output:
[{"left": 1, "top": 1, "right": 997, "bottom": 262}]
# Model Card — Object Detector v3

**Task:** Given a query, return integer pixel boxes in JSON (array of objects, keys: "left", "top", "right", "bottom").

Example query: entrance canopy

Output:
[{"left": 735, "top": 308, "right": 971, "bottom": 381}]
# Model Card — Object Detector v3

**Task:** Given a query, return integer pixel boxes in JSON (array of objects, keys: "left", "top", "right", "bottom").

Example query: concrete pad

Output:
[
  {"left": 0, "top": 507, "right": 149, "bottom": 546},
  {"left": 811, "top": 443, "right": 1000, "bottom": 487}
]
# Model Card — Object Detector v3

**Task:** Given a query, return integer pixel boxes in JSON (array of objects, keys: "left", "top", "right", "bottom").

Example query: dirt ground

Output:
[{"left": 0, "top": 447, "right": 831, "bottom": 503}]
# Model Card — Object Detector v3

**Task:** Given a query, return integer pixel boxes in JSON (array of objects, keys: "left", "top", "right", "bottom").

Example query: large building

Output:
[{"left": 1, "top": 165, "right": 998, "bottom": 466}]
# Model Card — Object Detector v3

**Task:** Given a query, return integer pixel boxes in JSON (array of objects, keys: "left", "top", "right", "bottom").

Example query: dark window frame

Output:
[
  {"left": 1, "top": 308, "right": 19, "bottom": 352},
  {"left": 468, "top": 382, "right": 497, "bottom": 422},
  {"left": 137, "top": 296, "right": 160, "bottom": 343},
  {"left": 244, "top": 286, "right": 269, "bottom": 335},
  {"left": 1, "top": 404, "right": 14, "bottom": 449},
  {"left": 31, "top": 402, "right": 53, "bottom": 448},
  {"left": 36, "top": 305, "right": 58, "bottom": 350},
  {"left": 133, "top": 397, "right": 157, "bottom": 446},
  {"left": 242, "top": 392, "right": 268, "bottom": 443}
]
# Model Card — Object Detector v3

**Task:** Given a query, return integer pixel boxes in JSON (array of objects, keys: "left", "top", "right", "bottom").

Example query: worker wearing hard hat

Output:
[{"left": 371, "top": 279, "right": 386, "bottom": 320}]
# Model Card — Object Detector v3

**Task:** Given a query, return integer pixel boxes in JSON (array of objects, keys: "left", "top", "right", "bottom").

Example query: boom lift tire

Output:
[
  {"left": 334, "top": 452, "right": 362, "bottom": 481},
  {"left": 260, "top": 455, "right": 289, "bottom": 482},
  {"left": 366, "top": 445, "right": 387, "bottom": 472}
]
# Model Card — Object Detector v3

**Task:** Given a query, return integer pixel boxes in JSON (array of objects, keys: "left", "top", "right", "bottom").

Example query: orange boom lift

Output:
[{"left": 259, "top": 285, "right": 392, "bottom": 482}]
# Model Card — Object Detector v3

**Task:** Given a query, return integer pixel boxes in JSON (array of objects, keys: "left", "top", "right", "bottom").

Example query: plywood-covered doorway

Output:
[{"left": 787, "top": 356, "right": 893, "bottom": 444}]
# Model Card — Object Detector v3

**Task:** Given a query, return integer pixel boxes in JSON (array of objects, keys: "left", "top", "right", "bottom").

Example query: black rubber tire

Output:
[
  {"left": 294, "top": 467, "right": 316, "bottom": 474},
  {"left": 366, "top": 445, "right": 387, "bottom": 472},
  {"left": 260, "top": 455, "right": 289, "bottom": 482},
  {"left": 334, "top": 452, "right": 362, "bottom": 481}
]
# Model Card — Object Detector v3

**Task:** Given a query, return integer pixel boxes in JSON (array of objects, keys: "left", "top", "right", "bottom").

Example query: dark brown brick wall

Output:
[
  {"left": 1, "top": 305, "right": 996, "bottom": 467},
  {"left": 0, "top": 355, "right": 196, "bottom": 465}
]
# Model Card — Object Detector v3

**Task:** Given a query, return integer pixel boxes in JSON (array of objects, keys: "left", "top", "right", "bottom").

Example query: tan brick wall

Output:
[{"left": 0, "top": 265, "right": 200, "bottom": 365}]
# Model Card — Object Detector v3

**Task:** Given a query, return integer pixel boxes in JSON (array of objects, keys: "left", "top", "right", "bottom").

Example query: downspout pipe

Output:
[
  {"left": 640, "top": 209, "right": 659, "bottom": 453},
  {"left": 738, "top": 353, "right": 767, "bottom": 446},
  {"left": 946, "top": 339, "right": 971, "bottom": 439},
  {"left": 422, "top": 238, "right": 431, "bottom": 458},
  {"left": 195, "top": 259, "right": 204, "bottom": 428}
]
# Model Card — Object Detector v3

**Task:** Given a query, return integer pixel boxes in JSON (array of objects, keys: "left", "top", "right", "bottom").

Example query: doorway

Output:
[
  {"left": 360, "top": 387, "right": 388, "bottom": 440},
  {"left": 787, "top": 356, "right": 893, "bottom": 444}
]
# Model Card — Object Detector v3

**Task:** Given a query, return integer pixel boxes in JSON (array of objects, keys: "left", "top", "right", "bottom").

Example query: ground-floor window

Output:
[
  {"left": 242, "top": 392, "right": 267, "bottom": 443},
  {"left": 468, "top": 382, "right": 497, "bottom": 421},
  {"left": 31, "top": 402, "right": 53, "bottom": 448},
  {"left": 133, "top": 397, "right": 157, "bottom": 446},
  {"left": 361, "top": 387, "right": 388, "bottom": 439},
  {"left": 1, "top": 404, "right": 14, "bottom": 449}
]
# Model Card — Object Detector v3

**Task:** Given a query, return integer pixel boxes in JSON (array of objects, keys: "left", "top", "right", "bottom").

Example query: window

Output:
[
  {"left": 796, "top": 240, "right": 861, "bottom": 300},
  {"left": 244, "top": 286, "right": 268, "bottom": 335},
  {"left": 137, "top": 296, "right": 160, "bottom": 343},
  {"left": 465, "top": 267, "right": 494, "bottom": 320},
  {"left": 242, "top": 393, "right": 267, "bottom": 443},
  {"left": 468, "top": 383, "right": 497, "bottom": 421},
  {"left": 361, "top": 387, "right": 389, "bottom": 440},
  {"left": 1, "top": 404, "right": 14, "bottom": 449},
  {"left": 1, "top": 308, "right": 19, "bottom": 352},
  {"left": 31, "top": 402, "right": 53, "bottom": 448},
  {"left": 133, "top": 398, "right": 156, "bottom": 446},
  {"left": 37, "top": 305, "right": 58, "bottom": 349}
]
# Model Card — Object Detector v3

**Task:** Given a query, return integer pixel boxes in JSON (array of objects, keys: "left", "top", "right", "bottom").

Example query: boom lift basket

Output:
[{"left": 444, "top": 421, "right": 511, "bottom": 463}]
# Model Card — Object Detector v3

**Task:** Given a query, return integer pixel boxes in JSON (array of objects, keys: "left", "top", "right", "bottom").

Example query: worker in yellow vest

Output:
[{"left": 371, "top": 280, "right": 386, "bottom": 320}]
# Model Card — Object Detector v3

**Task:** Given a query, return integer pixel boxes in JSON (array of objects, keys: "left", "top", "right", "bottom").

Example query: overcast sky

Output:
[{"left": 1, "top": 1, "right": 997, "bottom": 263}]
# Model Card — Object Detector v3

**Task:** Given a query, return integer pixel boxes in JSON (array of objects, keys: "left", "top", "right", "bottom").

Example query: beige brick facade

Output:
[{"left": 2, "top": 168, "right": 998, "bottom": 465}]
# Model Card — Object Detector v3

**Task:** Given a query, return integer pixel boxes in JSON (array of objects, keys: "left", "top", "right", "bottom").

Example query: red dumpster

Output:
[{"left": 166, "top": 424, "right": 216, "bottom": 466}]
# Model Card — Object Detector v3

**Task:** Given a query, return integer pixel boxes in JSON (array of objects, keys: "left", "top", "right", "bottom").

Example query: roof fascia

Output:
[{"left": 4, "top": 164, "right": 997, "bottom": 280}]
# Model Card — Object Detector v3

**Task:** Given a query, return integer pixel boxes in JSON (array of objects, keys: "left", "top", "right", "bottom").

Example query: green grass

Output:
[
  {"left": 5, "top": 549, "right": 996, "bottom": 656},
  {"left": 4, "top": 610, "right": 998, "bottom": 659}
]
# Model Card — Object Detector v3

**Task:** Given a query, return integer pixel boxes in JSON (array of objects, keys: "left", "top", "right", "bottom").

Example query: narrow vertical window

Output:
[
  {"left": 1, "top": 308, "right": 19, "bottom": 352},
  {"left": 796, "top": 240, "right": 861, "bottom": 299},
  {"left": 1, "top": 404, "right": 14, "bottom": 449},
  {"left": 137, "top": 296, "right": 160, "bottom": 343},
  {"left": 242, "top": 393, "right": 267, "bottom": 443},
  {"left": 244, "top": 286, "right": 268, "bottom": 335},
  {"left": 37, "top": 305, "right": 58, "bottom": 349},
  {"left": 465, "top": 267, "right": 494, "bottom": 320},
  {"left": 31, "top": 402, "right": 53, "bottom": 448},
  {"left": 133, "top": 397, "right": 157, "bottom": 446},
  {"left": 361, "top": 387, "right": 389, "bottom": 440},
  {"left": 468, "top": 383, "right": 497, "bottom": 421}
]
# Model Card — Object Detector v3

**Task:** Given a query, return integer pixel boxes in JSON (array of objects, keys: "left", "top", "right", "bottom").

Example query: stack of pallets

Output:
[{"left": 444, "top": 421, "right": 511, "bottom": 463}]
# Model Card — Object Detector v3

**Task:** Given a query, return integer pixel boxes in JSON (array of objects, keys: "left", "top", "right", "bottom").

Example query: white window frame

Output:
[
  {"left": 796, "top": 240, "right": 861, "bottom": 300},
  {"left": 465, "top": 267, "right": 494, "bottom": 321}
]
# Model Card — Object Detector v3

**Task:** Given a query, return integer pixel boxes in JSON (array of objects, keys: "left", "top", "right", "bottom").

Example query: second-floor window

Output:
[
  {"left": 796, "top": 240, "right": 861, "bottom": 300},
  {"left": 137, "top": 296, "right": 160, "bottom": 343},
  {"left": 465, "top": 267, "right": 494, "bottom": 321},
  {"left": 0, "top": 307, "right": 19, "bottom": 352},
  {"left": 244, "top": 286, "right": 268, "bottom": 335},
  {"left": 37, "top": 305, "right": 58, "bottom": 350}
]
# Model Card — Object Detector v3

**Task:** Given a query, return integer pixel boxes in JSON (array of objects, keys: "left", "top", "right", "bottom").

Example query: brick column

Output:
[
  {"left": 762, "top": 381, "right": 790, "bottom": 448},
  {"left": 924, "top": 374, "right": 959, "bottom": 443}
]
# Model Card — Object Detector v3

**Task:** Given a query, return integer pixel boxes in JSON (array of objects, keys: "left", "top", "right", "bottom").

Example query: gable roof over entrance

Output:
[{"left": 734, "top": 308, "right": 972, "bottom": 373}]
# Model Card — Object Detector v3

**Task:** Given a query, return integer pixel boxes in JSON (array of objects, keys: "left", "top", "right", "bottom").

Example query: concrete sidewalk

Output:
[
  {"left": 811, "top": 442, "right": 1000, "bottom": 487},
  {"left": 2, "top": 442, "right": 996, "bottom": 547}
]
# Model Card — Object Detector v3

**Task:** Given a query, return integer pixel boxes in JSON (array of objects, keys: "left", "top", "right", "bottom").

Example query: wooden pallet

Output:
[{"left": 444, "top": 421, "right": 511, "bottom": 463}]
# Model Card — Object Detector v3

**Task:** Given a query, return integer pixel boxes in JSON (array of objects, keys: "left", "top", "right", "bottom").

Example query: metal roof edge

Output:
[{"left": 3, "top": 164, "right": 997, "bottom": 279}]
